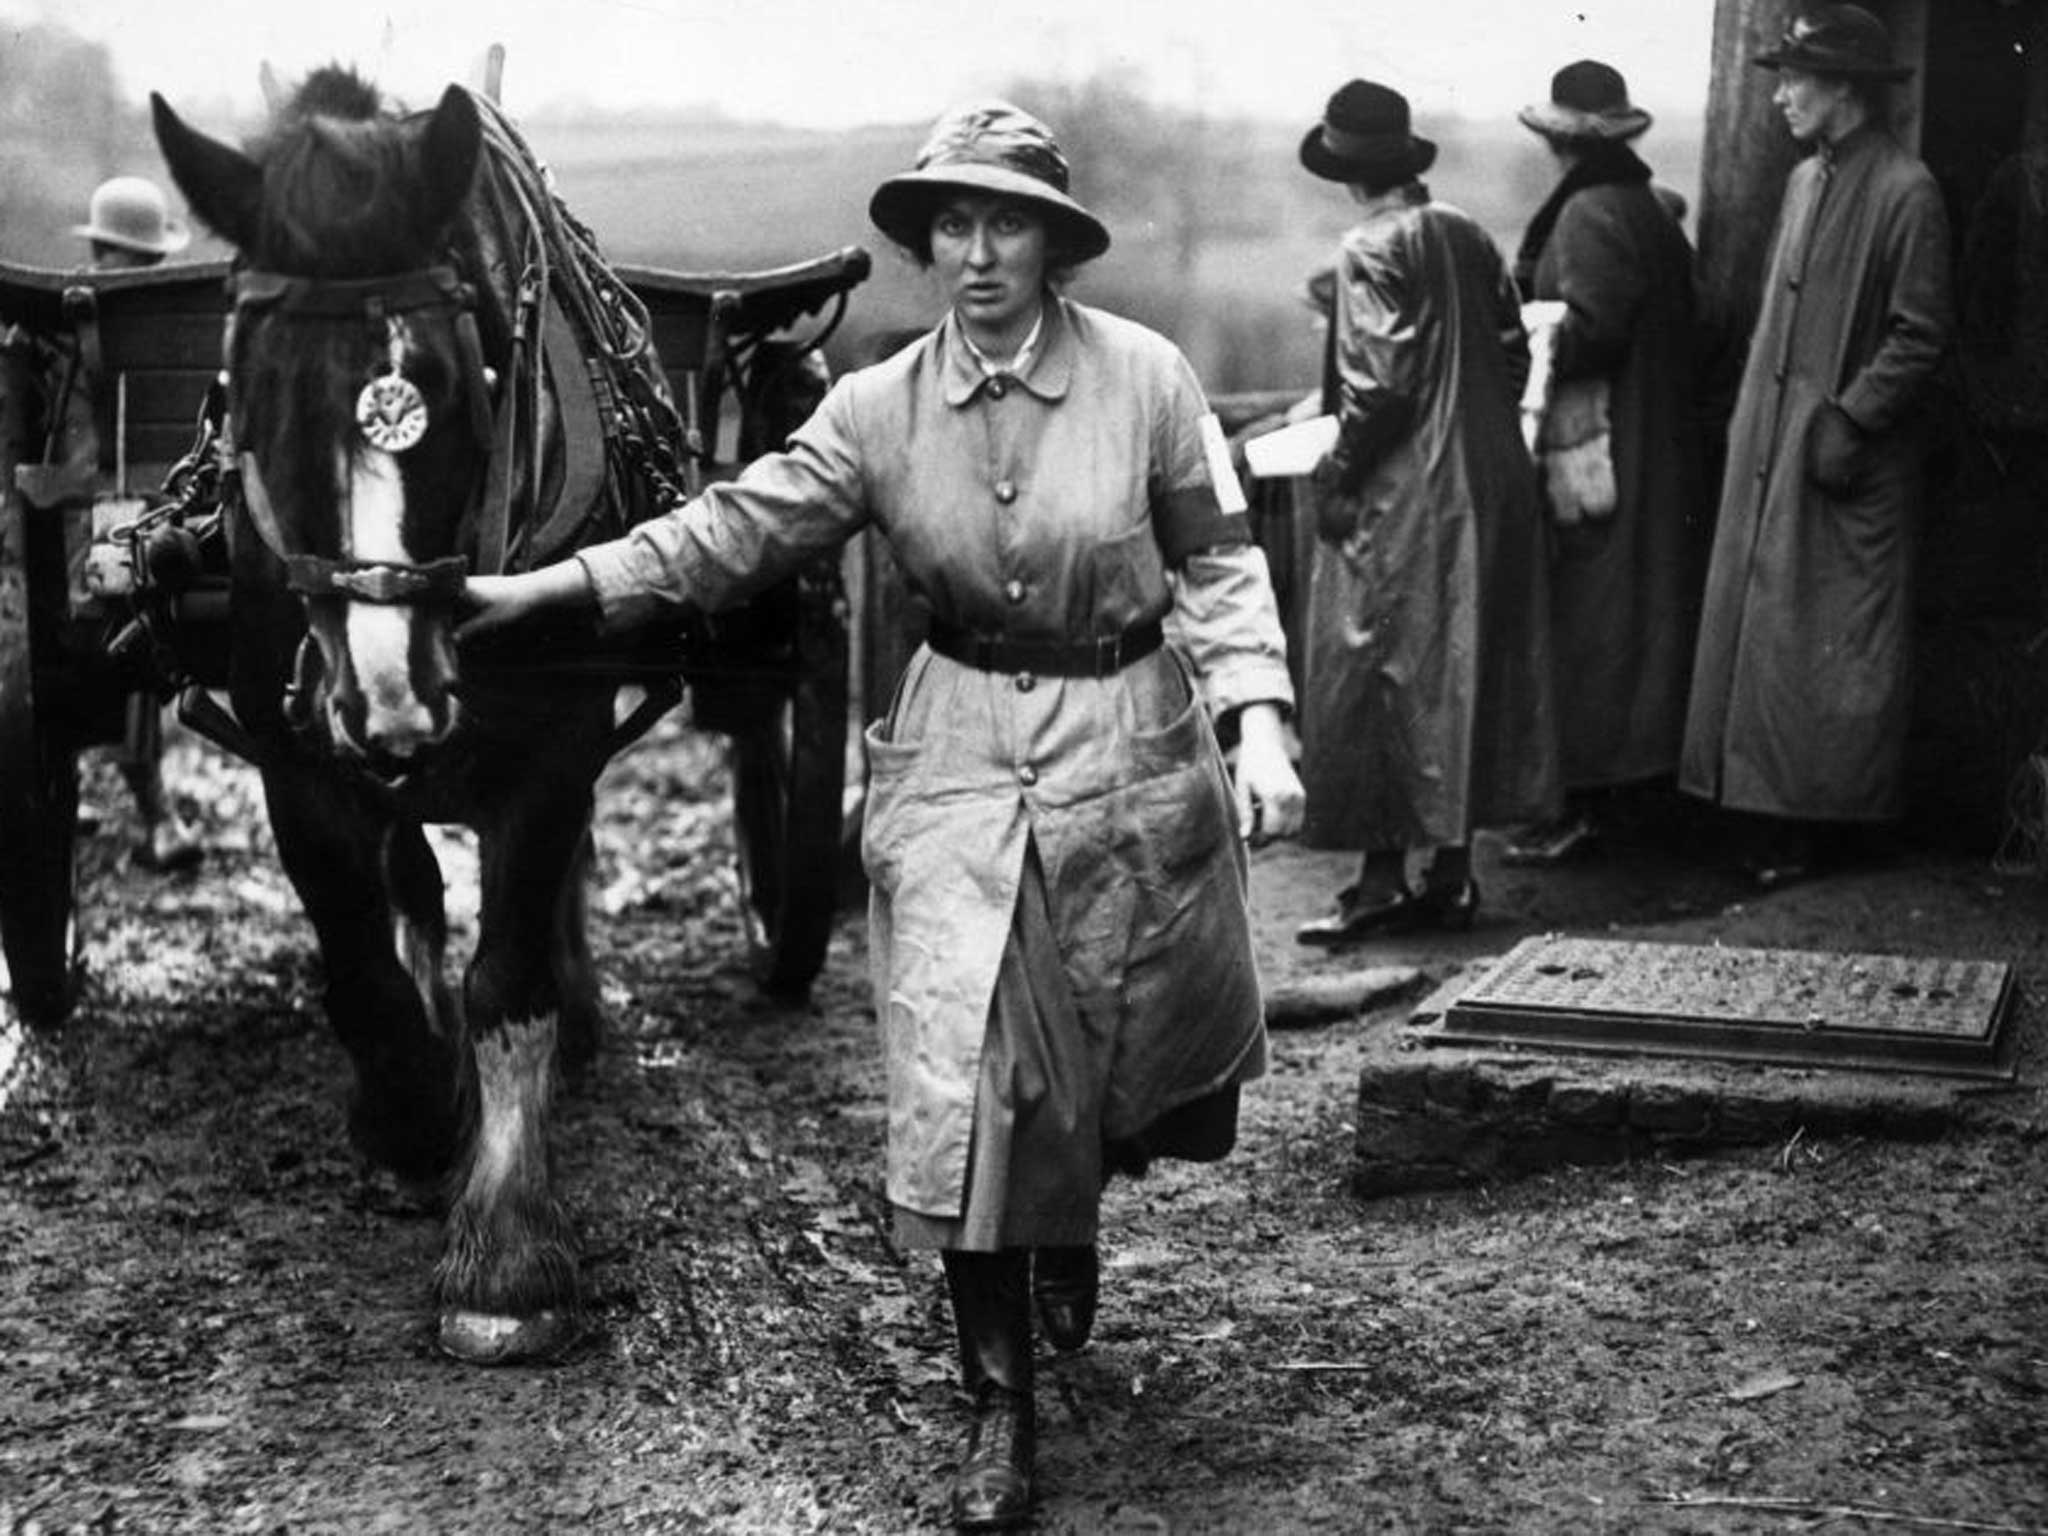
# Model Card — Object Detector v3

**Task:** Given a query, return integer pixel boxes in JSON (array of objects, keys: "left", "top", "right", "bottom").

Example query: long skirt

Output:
[{"left": 891, "top": 838, "right": 1239, "bottom": 1253}]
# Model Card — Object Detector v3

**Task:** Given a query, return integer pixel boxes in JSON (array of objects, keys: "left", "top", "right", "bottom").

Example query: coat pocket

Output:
[
  {"left": 1125, "top": 648, "right": 1206, "bottom": 775},
  {"left": 860, "top": 717, "right": 923, "bottom": 895}
]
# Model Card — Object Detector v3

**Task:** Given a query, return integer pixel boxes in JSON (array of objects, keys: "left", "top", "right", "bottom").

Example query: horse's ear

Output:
[
  {"left": 151, "top": 93, "right": 263, "bottom": 251},
  {"left": 417, "top": 85, "right": 483, "bottom": 231}
]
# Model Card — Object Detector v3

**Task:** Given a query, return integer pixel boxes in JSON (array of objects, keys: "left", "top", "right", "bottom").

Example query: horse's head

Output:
[{"left": 153, "top": 69, "right": 494, "bottom": 778}]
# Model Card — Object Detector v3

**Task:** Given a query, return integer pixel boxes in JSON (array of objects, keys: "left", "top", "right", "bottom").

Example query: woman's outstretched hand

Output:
[
  {"left": 455, "top": 564, "right": 597, "bottom": 646},
  {"left": 1232, "top": 702, "right": 1305, "bottom": 846}
]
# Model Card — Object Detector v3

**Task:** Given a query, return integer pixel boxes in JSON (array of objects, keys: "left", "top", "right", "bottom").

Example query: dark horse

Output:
[{"left": 151, "top": 70, "right": 648, "bottom": 1363}]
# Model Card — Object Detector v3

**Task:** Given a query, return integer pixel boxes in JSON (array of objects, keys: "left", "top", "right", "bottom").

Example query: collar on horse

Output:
[{"left": 224, "top": 261, "right": 507, "bottom": 603}]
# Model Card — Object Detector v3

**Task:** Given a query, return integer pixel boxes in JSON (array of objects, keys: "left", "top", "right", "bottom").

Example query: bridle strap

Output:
[
  {"left": 230, "top": 264, "right": 473, "bottom": 319},
  {"left": 284, "top": 553, "right": 470, "bottom": 604},
  {"left": 238, "top": 451, "right": 470, "bottom": 605},
  {"left": 225, "top": 258, "right": 511, "bottom": 580},
  {"left": 237, "top": 450, "right": 295, "bottom": 562}
]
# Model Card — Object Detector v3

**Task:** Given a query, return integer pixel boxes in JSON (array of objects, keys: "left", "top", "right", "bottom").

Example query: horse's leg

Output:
[
  {"left": 385, "top": 817, "right": 464, "bottom": 1051},
  {"left": 261, "top": 764, "right": 467, "bottom": 1186},
  {"left": 554, "top": 825, "right": 602, "bottom": 1082},
  {"left": 434, "top": 779, "right": 592, "bottom": 1365}
]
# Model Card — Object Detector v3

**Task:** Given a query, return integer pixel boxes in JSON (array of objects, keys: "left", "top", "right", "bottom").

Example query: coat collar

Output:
[
  {"left": 1816, "top": 119, "right": 1883, "bottom": 169},
  {"left": 1352, "top": 179, "right": 1431, "bottom": 226},
  {"left": 940, "top": 295, "right": 1075, "bottom": 406}
]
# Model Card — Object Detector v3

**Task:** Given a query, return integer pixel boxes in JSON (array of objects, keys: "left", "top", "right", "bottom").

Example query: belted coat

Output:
[
  {"left": 1680, "top": 124, "right": 1952, "bottom": 820},
  {"left": 578, "top": 298, "right": 1294, "bottom": 1218}
]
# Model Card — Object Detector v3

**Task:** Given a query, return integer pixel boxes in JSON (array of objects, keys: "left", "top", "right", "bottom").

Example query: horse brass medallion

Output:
[{"left": 355, "top": 374, "right": 429, "bottom": 452}]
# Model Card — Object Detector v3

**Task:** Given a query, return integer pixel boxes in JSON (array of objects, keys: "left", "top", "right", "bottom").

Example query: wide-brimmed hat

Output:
[
  {"left": 72, "top": 176, "right": 190, "bottom": 257},
  {"left": 1753, "top": 4, "right": 1912, "bottom": 81},
  {"left": 1300, "top": 80, "right": 1436, "bottom": 184},
  {"left": 1519, "top": 60, "right": 1654, "bottom": 142},
  {"left": 868, "top": 101, "right": 1110, "bottom": 261}
]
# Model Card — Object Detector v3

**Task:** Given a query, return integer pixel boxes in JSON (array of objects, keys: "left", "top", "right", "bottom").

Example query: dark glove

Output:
[
  {"left": 1805, "top": 402, "right": 1868, "bottom": 495},
  {"left": 1310, "top": 448, "right": 1362, "bottom": 542},
  {"left": 1310, "top": 445, "right": 1361, "bottom": 499}
]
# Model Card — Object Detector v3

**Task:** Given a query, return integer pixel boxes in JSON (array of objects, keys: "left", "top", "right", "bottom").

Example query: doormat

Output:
[{"left": 1438, "top": 935, "right": 2017, "bottom": 1079}]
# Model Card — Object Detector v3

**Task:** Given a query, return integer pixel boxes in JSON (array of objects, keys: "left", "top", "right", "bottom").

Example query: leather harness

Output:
[{"left": 224, "top": 258, "right": 613, "bottom": 605}]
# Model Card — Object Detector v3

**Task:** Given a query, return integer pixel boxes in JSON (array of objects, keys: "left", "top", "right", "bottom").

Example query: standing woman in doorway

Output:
[{"left": 460, "top": 101, "right": 1305, "bottom": 1530}]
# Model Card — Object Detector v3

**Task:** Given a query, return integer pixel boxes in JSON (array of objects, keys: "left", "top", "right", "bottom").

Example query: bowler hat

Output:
[
  {"left": 73, "top": 176, "right": 190, "bottom": 257},
  {"left": 1300, "top": 80, "right": 1437, "bottom": 185},
  {"left": 1753, "top": 4, "right": 1912, "bottom": 81},
  {"left": 868, "top": 101, "right": 1110, "bottom": 261},
  {"left": 1518, "top": 60, "right": 1653, "bottom": 143}
]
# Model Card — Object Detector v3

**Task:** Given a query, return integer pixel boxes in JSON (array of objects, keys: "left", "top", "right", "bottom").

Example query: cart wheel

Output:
[
  {"left": 728, "top": 566, "right": 848, "bottom": 1000},
  {"left": 0, "top": 491, "right": 81, "bottom": 1030}
]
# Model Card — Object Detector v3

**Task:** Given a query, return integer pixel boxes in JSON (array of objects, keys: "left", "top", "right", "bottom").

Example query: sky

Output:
[{"left": 14, "top": 0, "right": 1716, "bottom": 130}]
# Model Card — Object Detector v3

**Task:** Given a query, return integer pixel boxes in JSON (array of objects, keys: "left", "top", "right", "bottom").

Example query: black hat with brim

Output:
[
  {"left": 1753, "top": 4, "right": 1912, "bottom": 80},
  {"left": 868, "top": 103, "right": 1111, "bottom": 261},
  {"left": 1300, "top": 80, "right": 1437, "bottom": 185}
]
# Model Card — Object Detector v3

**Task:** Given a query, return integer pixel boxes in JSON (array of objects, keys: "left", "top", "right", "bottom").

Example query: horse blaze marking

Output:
[
  {"left": 1439, "top": 936, "right": 2016, "bottom": 1079},
  {"left": 344, "top": 446, "right": 433, "bottom": 742}
]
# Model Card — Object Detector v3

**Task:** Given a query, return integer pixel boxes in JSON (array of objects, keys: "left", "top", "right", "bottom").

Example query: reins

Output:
[{"left": 465, "top": 93, "right": 693, "bottom": 541}]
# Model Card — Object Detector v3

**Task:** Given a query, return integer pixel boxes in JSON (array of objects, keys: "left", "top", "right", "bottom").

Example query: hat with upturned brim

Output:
[
  {"left": 1300, "top": 80, "right": 1437, "bottom": 184},
  {"left": 1753, "top": 4, "right": 1912, "bottom": 80},
  {"left": 868, "top": 101, "right": 1111, "bottom": 261},
  {"left": 73, "top": 175, "right": 190, "bottom": 257},
  {"left": 1519, "top": 60, "right": 1654, "bottom": 143}
]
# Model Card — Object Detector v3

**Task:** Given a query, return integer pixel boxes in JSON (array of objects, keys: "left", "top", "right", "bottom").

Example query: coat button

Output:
[
  {"left": 994, "top": 480, "right": 1017, "bottom": 504},
  {"left": 988, "top": 377, "right": 1009, "bottom": 400},
  {"left": 1018, "top": 764, "right": 1038, "bottom": 786},
  {"left": 1003, "top": 579, "right": 1026, "bottom": 604},
  {"left": 1787, "top": 276, "right": 1801, "bottom": 291},
  {"left": 1015, "top": 671, "right": 1036, "bottom": 692}
]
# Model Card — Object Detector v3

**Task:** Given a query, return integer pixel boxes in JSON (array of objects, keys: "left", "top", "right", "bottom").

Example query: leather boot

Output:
[
  {"left": 942, "top": 1249, "right": 1035, "bottom": 1531},
  {"left": 1032, "top": 1243, "right": 1099, "bottom": 1353}
]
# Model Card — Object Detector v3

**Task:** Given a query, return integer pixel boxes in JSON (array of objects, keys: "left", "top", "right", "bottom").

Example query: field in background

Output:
[
  {"left": 530, "top": 110, "right": 1704, "bottom": 395},
  {"left": 3, "top": 105, "right": 1703, "bottom": 400}
]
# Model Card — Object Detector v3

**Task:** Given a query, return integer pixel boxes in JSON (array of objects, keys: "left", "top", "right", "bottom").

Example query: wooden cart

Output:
[{"left": 0, "top": 244, "right": 869, "bottom": 1026}]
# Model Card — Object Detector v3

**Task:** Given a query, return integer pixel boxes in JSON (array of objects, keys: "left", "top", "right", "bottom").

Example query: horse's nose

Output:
[
  {"left": 329, "top": 688, "right": 456, "bottom": 779},
  {"left": 336, "top": 607, "right": 461, "bottom": 766},
  {"left": 358, "top": 680, "right": 456, "bottom": 761}
]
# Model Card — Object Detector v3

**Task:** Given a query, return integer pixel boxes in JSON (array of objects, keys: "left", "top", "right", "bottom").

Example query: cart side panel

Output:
[{"left": 74, "top": 265, "right": 231, "bottom": 492}]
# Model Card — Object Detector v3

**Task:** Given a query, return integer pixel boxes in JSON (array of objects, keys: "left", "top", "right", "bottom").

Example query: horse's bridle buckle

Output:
[{"left": 283, "top": 551, "right": 471, "bottom": 605}]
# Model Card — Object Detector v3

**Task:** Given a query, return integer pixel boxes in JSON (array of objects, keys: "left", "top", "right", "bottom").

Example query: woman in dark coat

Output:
[
  {"left": 1680, "top": 6, "right": 1952, "bottom": 883},
  {"left": 1504, "top": 61, "right": 1708, "bottom": 865},
  {"left": 1294, "top": 80, "right": 1560, "bottom": 943}
]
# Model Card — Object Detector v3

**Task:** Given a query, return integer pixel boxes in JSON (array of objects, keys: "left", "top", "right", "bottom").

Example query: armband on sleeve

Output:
[{"left": 1153, "top": 485, "right": 1251, "bottom": 564}]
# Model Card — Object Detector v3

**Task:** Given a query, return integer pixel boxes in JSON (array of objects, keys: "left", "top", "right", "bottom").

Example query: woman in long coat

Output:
[
  {"left": 1504, "top": 61, "right": 1707, "bottom": 864},
  {"left": 1294, "top": 80, "right": 1560, "bottom": 943},
  {"left": 1680, "top": 7, "right": 1951, "bottom": 880},
  {"left": 461, "top": 102, "right": 1304, "bottom": 1531}
]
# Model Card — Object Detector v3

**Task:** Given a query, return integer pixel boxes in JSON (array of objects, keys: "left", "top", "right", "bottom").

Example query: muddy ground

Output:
[{"left": 3, "top": 722, "right": 2046, "bottom": 1534}]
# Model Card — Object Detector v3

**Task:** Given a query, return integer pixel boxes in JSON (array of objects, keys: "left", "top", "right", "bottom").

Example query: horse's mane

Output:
[{"left": 249, "top": 66, "right": 455, "bottom": 277}]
